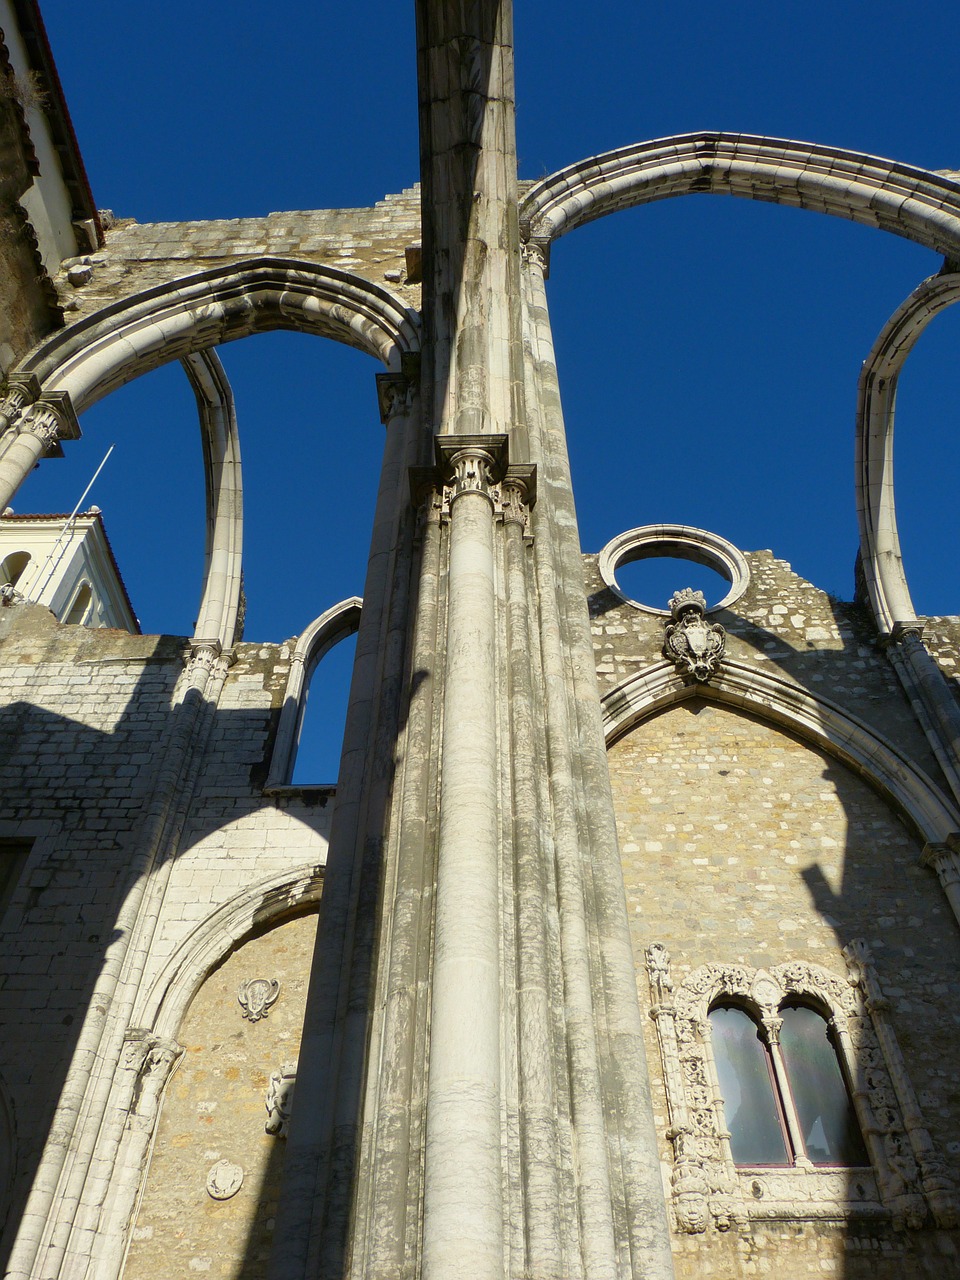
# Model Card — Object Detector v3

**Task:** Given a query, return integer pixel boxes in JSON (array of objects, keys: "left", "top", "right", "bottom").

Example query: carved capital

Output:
[
  {"left": 376, "top": 372, "right": 415, "bottom": 424},
  {"left": 520, "top": 239, "right": 550, "bottom": 275},
  {"left": 889, "top": 620, "right": 926, "bottom": 645},
  {"left": 17, "top": 391, "right": 81, "bottom": 456},
  {"left": 495, "top": 466, "right": 537, "bottom": 532},
  {"left": 921, "top": 842, "right": 960, "bottom": 889},
  {"left": 413, "top": 437, "right": 536, "bottom": 527},
  {"left": 435, "top": 434, "right": 507, "bottom": 507},
  {"left": 0, "top": 373, "right": 41, "bottom": 432},
  {"left": 663, "top": 588, "right": 726, "bottom": 682}
]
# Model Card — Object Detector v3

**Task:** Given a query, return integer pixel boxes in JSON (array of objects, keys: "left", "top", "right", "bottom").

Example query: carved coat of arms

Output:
[
  {"left": 237, "top": 977, "right": 280, "bottom": 1022},
  {"left": 662, "top": 588, "right": 726, "bottom": 682}
]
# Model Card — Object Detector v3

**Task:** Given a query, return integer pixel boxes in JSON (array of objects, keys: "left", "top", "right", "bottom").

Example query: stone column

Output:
[
  {"left": 519, "top": 235, "right": 676, "bottom": 1280},
  {"left": 0, "top": 390, "right": 81, "bottom": 510},
  {"left": 422, "top": 436, "right": 506, "bottom": 1280}
]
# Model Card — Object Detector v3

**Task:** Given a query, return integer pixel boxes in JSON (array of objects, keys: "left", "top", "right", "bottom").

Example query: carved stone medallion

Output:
[
  {"left": 206, "top": 1159, "right": 243, "bottom": 1200},
  {"left": 237, "top": 977, "right": 280, "bottom": 1022},
  {"left": 662, "top": 588, "right": 726, "bottom": 682}
]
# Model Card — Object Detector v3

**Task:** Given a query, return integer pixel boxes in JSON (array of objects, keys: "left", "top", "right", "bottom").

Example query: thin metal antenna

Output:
[{"left": 22, "top": 445, "right": 116, "bottom": 604}]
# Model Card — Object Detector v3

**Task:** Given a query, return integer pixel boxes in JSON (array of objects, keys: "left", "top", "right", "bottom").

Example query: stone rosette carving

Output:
[
  {"left": 265, "top": 1060, "right": 297, "bottom": 1138},
  {"left": 206, "top": 1159, "right": 243, "bottom": 1200},
  {"left": 662, "top": 588, "right": 726, "bottom": 682},
  {"left": 645, "top": 944, "right": 957, "bottom": 1232},
  {"left": 237, "top": 977, "right": 280, "bottom": 1022}
]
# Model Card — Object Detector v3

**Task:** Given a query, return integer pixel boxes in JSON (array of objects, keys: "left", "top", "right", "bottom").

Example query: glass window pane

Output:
[
  {"left": 779, "top": 1006, "right": 869, "bottom": 1166},
  {"left": 709, "top": 1006, "right": 790, "bottom": 1165}
]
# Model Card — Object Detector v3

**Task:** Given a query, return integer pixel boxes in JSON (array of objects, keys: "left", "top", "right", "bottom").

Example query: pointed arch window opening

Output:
[
  {"left": 709, "top": 1000, "right": 869, "bottom": 1170},
  {"left": 264, "top": 597, "right": 362, "bottom": 792}
]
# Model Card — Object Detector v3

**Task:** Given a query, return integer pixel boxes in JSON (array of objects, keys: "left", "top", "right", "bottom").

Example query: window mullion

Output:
[{"left": 761, "top": 1013, "right": 810, "bottom": 1169}]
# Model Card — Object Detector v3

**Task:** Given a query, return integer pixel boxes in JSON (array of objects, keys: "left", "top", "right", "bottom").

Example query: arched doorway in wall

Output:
[{"left": 123, "top": 910, "right": 319, "bottom": 1280}]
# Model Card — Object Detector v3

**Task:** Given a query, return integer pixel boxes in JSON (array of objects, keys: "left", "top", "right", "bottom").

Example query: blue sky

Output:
[{"left": 20, "top": 2, "right": 960, "bottom": 773}]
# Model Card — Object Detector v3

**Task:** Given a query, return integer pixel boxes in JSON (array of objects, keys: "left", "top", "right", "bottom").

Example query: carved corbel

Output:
[{"left": 16, "top": 390, "right": 81, "bottom": 458}]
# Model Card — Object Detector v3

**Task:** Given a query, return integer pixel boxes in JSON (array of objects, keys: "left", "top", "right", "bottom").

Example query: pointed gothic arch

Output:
[
  {"left": 601, "top": 659, "right": 960, "bottom": 844},
  {"left": 856, "top": 271, "right": 960, "bottom": 633},
  {"left": 521, "top": 132, "right": 960, "bottom": 259}
]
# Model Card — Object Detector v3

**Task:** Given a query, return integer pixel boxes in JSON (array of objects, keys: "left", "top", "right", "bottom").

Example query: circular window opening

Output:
[
  {"left": 615, "top": 557, "right": 730, "bottom": 613},
  {"left": 597, "top": 524, "right": 750, "bottom": 616}
]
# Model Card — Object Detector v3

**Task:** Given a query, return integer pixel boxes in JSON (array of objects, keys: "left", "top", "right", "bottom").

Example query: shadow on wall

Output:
[{"left": 0, "top": 605, "right": 336, "bottom": 1279}]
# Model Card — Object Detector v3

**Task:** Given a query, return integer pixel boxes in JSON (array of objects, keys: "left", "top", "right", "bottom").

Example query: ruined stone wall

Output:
[
  {"left": 0, "top": 604, "right": 330, "bottom": 1263},
  {"left": 124, "top": 913, "right": 318, "bottom": 1280},
  {"left": 54, "top": 189, "right": 425, "bottom": 325},
  {"left": 588, "top": 549, "right": 944, "bottom": 790},
  {"left": 593, "top": 552, "right": 960, "bottom": 1277}
]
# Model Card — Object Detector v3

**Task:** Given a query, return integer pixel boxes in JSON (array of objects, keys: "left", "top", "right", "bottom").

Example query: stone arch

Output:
[
  {"left": 0, "top": 259, "right": 421, "bottom": 519},
  {"left": 19, "top": 257, "right": 420, "bottom": 409},
  {"left": 520, "top": 132, "right": 960, "bottom": 259},
  {"left": 601, "top": 658, "right": 960, "bottom": 843},
  {"left": 856, "top": 272, "right": 960, "bottom": 633},
  {"left": 137, "top": 862, "right": 325, "bottom": 1039},
  {"left": 183, "top": 348, "right": 244, "bottom": 650},
  {"left": 264, "top": 597, "right": 363, "bottom": 791}
]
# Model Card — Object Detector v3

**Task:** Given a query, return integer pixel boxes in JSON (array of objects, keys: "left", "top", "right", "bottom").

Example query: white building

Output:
[{"left": 0, "top": 509, "right": 138, "bottom": 631}]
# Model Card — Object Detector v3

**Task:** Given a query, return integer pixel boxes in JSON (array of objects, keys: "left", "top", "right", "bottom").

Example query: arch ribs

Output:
[{"left": 521, "top": 132, "right": 960, "bottom": 261}]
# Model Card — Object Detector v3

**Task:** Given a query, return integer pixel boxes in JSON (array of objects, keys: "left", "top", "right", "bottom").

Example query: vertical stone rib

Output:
[
  {"left": 503, "top": 507, "right": 564, "bottom": 1273},
  {"left": 520, "top": 252, "right": 676, "bottom": 1280},
  {"left": 356, "top": 495, "right": 442, "bottom": 1277}
]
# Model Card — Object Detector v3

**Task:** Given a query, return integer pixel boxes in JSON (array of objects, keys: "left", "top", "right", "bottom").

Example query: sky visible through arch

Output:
[{"left": 19, "top": 1, "right": 960, "bottom": 777}]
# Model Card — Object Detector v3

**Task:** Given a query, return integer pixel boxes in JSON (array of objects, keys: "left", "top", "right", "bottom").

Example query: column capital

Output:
[
  {"left": 17, "top": 390, "right": 81, "bottom": 457},
  {"left": 0, "top": 372, "right": 41, "bottom": 432},
  {"left": 520, "top": 238, "right": 551, "bottom": 277},
  {"left": 435, "top": 433, "right": 509, "bottom": 505},
  {"left": 376, "top": 371, "right": 416, "bottom": 425},
  {"left": 921, "top": 841, "right": 960, "bottom": 887},
  {"left": 411, "top": 435, "right": 537, "bottom": 523},
  {"left": 888, "top": 619, "right": 926, "bottom": 645}
]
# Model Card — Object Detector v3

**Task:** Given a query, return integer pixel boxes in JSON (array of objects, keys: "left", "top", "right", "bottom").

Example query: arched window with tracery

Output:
[
  {"left": 709, "top": 1001, "right": 867, "bottom": 1170},
  {"left": 645, "top": 944, "right": 958, "bottom": 1233}
]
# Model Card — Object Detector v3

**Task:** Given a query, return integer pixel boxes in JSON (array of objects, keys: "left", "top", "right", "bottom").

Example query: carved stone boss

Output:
[
  {"left": 237, "top": 977, "right": 280, "bottom": 1022},
  {"left": 645, "top": 943, "right": 958, "bottom": 1234},
  {"left": 662, "top": 588, "right": 725, "bottom": 682}
]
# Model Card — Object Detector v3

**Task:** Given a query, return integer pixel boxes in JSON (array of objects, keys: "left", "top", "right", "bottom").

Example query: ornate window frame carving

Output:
[{"left": 645, "top": 942, "right": 959, "bottom": 1234}]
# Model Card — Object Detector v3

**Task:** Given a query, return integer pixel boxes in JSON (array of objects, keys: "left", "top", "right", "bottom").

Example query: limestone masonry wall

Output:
[{"left": 0, "top": 604, "right": 329, "bottom": 1249}]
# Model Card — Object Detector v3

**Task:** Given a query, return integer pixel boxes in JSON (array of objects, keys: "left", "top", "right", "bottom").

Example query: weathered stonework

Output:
[
  {"left": 124, "top": 913, "right": 318, "bottom": 1280},
  {"left": 4, "top": 4, "right": 960, "bottom": 1278}
]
